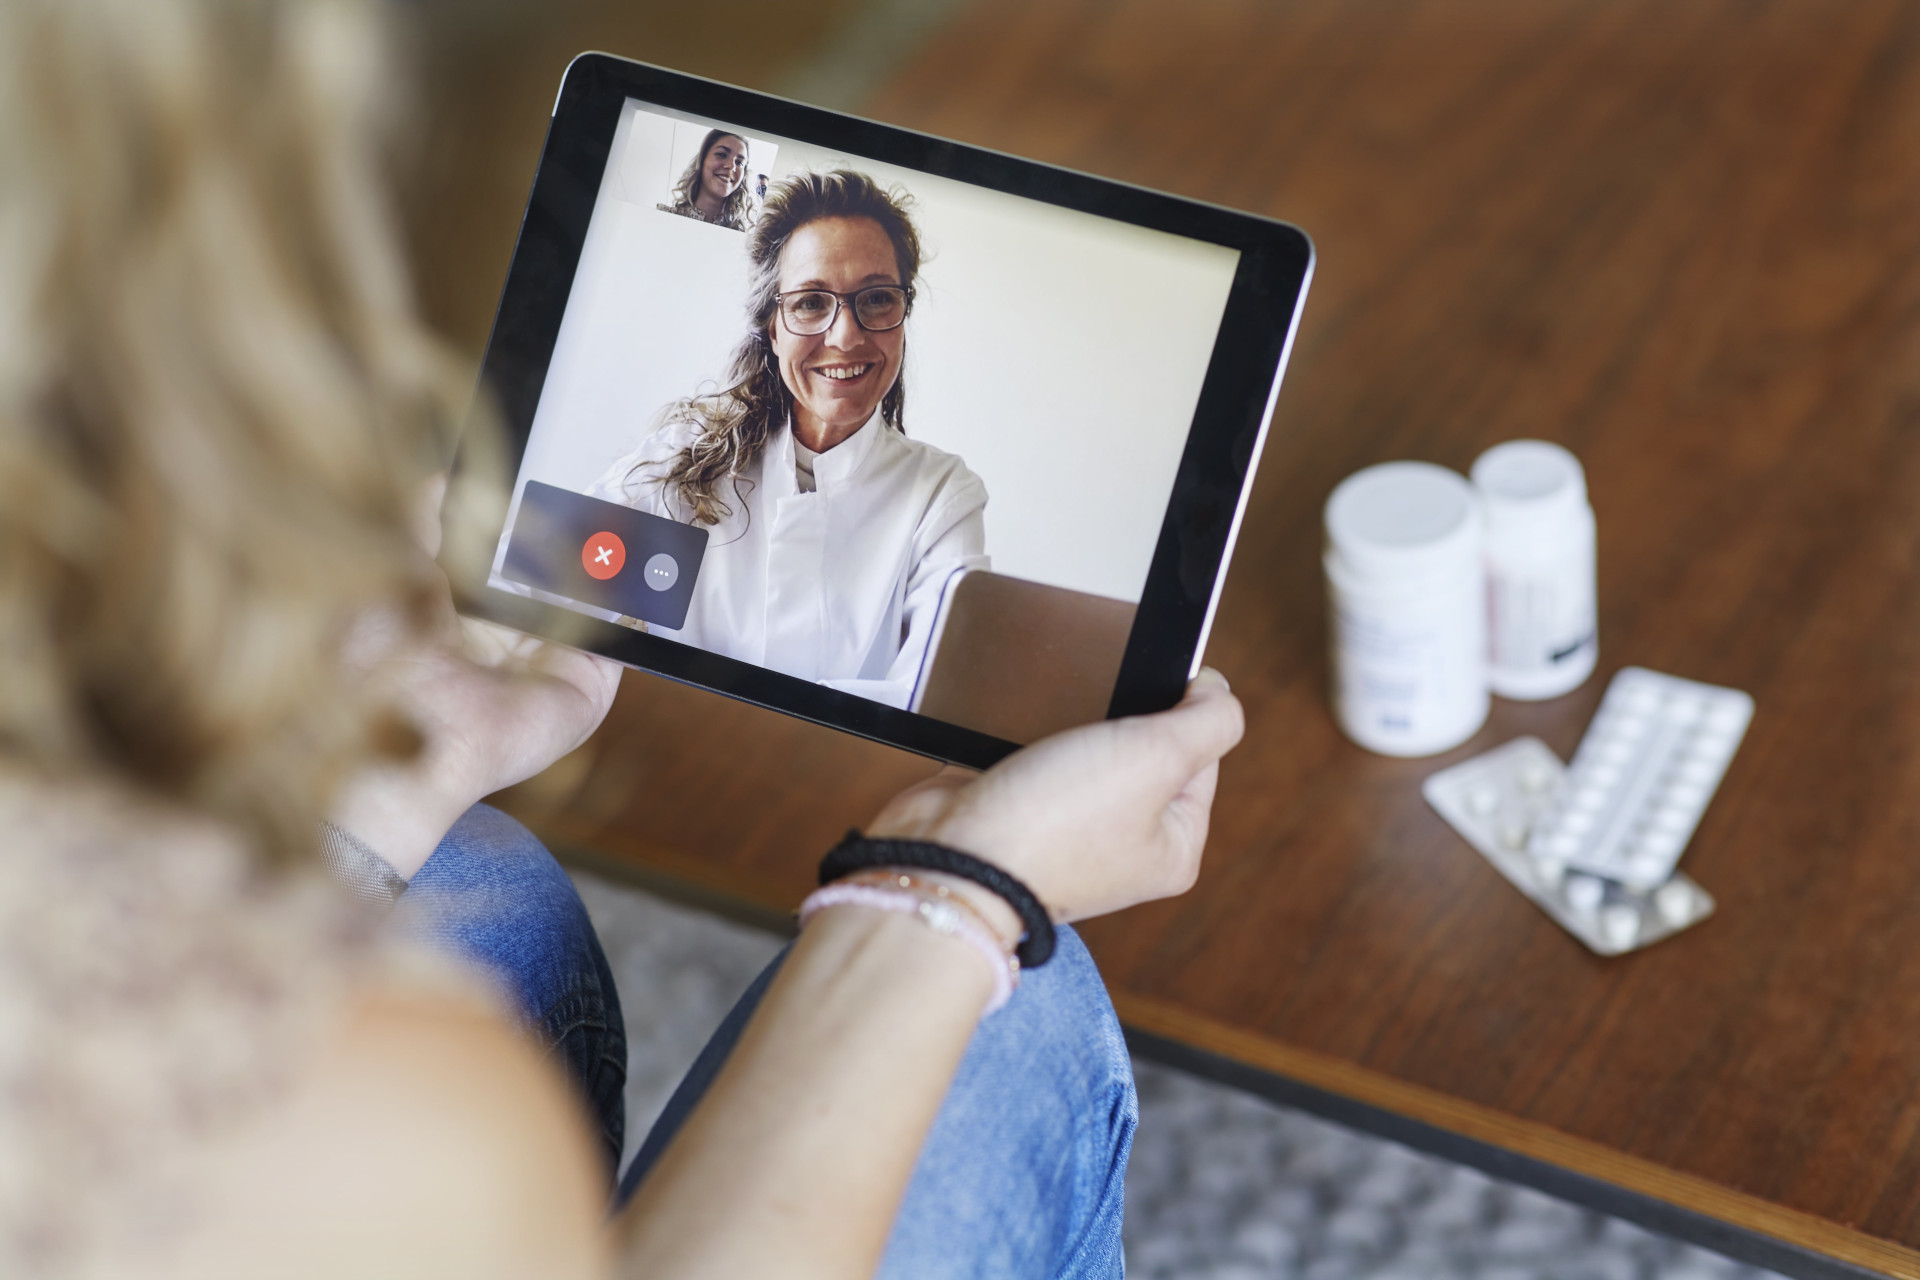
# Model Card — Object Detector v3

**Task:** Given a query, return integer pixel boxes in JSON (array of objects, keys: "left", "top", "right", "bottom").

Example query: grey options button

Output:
[{"left": 643, "top": 552, "right": 680, "bottom": 592}]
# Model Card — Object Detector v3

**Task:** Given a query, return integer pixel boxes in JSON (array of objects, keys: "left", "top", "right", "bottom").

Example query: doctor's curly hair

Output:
[{"left": 646, "top": 169, "right": 922, "bottom": 527}]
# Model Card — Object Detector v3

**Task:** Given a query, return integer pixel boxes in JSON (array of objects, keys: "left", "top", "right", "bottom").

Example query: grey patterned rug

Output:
[{"left": 571, "top": 868, "right": 1781, "bottom": 1279}]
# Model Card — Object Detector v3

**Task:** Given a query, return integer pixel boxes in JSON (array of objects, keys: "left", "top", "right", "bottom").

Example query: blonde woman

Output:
[
  {"left": 654, "top": 128, "right": 754, "bottom": 230},
  {"left": 0, "top": 4, "right": 1243, "bottom": 1280}
]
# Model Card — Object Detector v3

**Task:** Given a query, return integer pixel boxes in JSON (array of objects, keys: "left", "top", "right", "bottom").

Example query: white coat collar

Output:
[
  {"left": 791, "top": 409, "right": 886, "bottom": 492},
  {"left": 763, "top": 417, "right": 799, "bottom": 501}
]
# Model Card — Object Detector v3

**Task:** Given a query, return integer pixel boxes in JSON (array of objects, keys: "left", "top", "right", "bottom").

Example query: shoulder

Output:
[
  {"left": 621, "top": 417, "right": 702, "bottom": 466},
  {"left": 0, "top": 776, "right": 609, "bottom": 1279},
  {"left": 878, "top": 429, "right": 980, "bottom": 483},
  {"left": 646, "top": 417, "right": 705, "bottom": 452},
  {"left": 878, "top": 430, "right": 988, "bottom": 512},
  {"left": 589, "top": 419, "right": 703, "bottom": 503},
  {"left": 157, "top": 987, "right": 609, "bottom": 1279}
]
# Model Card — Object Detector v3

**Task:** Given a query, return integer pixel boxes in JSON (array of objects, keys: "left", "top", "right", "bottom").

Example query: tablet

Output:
[{"left": 455, "top": 53, "right": 1313, "bottom": 769}]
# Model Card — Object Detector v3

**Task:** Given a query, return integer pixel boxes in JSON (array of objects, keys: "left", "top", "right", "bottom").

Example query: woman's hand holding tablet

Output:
[
  {"left": 329, "top": 596, "right": 623, "bottom": 879},
  {"left": 867, "top": 669, "right": 1245, "bottom": 924}
]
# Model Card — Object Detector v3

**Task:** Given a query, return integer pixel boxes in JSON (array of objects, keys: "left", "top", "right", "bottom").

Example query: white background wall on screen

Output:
[{"left": 515, "top": 102, "right": 1239, "bottom": 604}]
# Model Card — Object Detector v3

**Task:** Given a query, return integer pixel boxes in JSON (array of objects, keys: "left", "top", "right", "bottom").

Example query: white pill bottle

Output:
[
  {"left": 1470, "top": 440, "right": 1598, "bottom": 700},
  {"left": 1324, "top": 462, "right": 1488, "bottom": 756}
]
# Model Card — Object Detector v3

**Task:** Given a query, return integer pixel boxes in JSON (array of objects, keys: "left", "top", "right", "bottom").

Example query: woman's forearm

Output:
[{"left": 617, "top": 904, "right": 995, "bottom": 1278}]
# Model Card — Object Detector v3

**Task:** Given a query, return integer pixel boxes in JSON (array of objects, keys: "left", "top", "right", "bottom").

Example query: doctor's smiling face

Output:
[
  {"left": 771, "top": 216, "right": 906, "bottom": 454},
  {"left": 648, "top": 171, "right": 922, "bottom": 529}
]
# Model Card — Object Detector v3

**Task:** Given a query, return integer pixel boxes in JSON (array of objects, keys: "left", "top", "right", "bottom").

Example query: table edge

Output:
[{"left": 1117, "top": 992, "right": 1920, "bottom": 1280}]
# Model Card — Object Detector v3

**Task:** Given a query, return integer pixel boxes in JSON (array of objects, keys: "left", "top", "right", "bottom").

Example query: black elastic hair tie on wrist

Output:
[{"left": 820, "top": 830, "right": 1056, "bottom": 969}]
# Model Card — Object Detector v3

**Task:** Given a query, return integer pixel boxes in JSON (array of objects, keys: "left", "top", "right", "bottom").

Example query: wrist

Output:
[
  {"left": 799, "top": 878, "right": 1018, "bottom": 1015},
  {"left": 817, "top": 830, "right": 1058, "bottom": 970},
  {"left": 867, "top": 868, "right": 1022, "bottom": 949},
  {"left": 318, "top": 821, "right": 409, "bottom": 907},
  {"left": 327, "top": 763, "right": 473, "bottom": 881}
]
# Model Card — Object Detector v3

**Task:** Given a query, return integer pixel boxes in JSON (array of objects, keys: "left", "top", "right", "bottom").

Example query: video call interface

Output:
[{"left": 492, "top": 100, "right": 1242, "bottom": 729}]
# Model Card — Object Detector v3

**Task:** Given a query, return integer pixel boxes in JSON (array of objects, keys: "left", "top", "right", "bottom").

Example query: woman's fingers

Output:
[
  {"left": 1156, "top": 758, "right": 1220, "bottom": 886},
  {"left": 452, "top": 618, "right": 623, "bottom": 746},
  {"left": 414, "top": 472, "right": 450, "bottom": 558},
  {"left": 1157, "top": 668, "right": 1246, "bottom": 772},
  {"left": 530, "top": 646, "right": 624, "bottom": 718},
  {"left": 487, "top": 657, "right": 620, "bottom": 771},
  {"left": 1100, "top": 669, "right": 1244, "bottom": 806},
  {"left": 862, "top": 670, "right": 1245, "bottom": 923}
]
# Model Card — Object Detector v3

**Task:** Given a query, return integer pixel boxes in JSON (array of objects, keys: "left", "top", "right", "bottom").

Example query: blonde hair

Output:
[{"left": 0, "top": 0, "right": 481, "bottom": 862}]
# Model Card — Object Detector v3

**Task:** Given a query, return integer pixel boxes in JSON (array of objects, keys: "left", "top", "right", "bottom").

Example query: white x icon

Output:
[{"left": 594, "top": 545, "right": 613, "bottom": 565}]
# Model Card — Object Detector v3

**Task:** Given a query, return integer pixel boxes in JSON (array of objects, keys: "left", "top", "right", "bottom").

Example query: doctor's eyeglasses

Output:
[{"left": 775, "top": 285, "right": 913, "bottom": 336}]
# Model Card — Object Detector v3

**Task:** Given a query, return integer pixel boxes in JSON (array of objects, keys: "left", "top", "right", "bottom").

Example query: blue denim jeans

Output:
[
  {"left": 405, "top": 804, "right": 1135, "bottom": 1279},
  {"left": 396, "top": 804, "right": 629, "bottom": 1175},
  {"left": 618, "top": 928, "right": 1136, "bottom": 1278}
]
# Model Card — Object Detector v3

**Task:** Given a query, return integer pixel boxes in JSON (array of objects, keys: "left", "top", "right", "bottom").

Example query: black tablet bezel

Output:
[{"left": 456, "top": 53, "right": 1314, "bottom": 769}]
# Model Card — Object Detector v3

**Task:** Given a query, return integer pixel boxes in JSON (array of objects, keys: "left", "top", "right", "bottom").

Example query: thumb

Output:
[{"left": 1122, "top": 668, "right": 1246, "bottom": 792}]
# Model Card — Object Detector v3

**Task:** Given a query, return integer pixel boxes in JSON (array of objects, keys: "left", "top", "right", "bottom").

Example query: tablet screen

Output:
[{"left": 488, "top": 98, "right": 1243, "bottom": 721}]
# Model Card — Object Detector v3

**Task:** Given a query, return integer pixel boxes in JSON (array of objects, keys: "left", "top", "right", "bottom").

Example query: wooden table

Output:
[{"left": 490, "top": 1, "right": 1920, "bottom": 1274}]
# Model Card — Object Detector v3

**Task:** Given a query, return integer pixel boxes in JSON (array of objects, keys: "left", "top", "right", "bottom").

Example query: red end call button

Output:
[{"left": 582, "top": 531, "right": 626, "bottom": 580}]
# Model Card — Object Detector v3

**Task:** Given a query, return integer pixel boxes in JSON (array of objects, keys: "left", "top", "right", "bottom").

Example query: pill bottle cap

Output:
[
  {"left": 1470, "top": 440, "right": 1589, "bottom": 540},
  {"left": 1325, "top": 461, "right": 1481, "bottom": 582}
]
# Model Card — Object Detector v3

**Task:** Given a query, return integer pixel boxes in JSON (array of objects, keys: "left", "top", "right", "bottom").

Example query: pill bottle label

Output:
[
  {"left": 1471, "top": 440, "right": 1599, "bottom": 701},
  {"left": 1328, "top": 571, "right": 1488, "bottom": 757},
  {"left": 1486, "top": 543, "right": 1597, "bottom": 699}
]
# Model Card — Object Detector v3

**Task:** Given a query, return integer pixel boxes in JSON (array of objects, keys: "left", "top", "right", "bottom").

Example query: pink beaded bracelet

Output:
[{"left": 798, "top": 882, "right": 1019, "bottom": 1015}]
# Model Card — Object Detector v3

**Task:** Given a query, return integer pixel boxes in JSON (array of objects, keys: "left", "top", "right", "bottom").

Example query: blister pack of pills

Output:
[
  {"left": 1527, "top": 667, "right": 1752, "bottom": 891},
  {"left": 1422, "top": 736, "right": 1716, "bottom": 955}
]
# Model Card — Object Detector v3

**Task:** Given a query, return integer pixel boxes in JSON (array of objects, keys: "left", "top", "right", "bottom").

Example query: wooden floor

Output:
[{"left": 455, "top": 1, "right": 1920, "bottom": 1275}]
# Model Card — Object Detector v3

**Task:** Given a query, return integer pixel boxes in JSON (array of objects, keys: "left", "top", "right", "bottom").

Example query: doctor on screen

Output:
[{"left": 591, "top": 170, "right": 989, "bottom": 709}]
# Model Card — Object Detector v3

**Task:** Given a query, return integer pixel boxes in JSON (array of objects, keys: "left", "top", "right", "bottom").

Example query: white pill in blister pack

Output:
[
  {"left": 1421, "top": 736, "right": 1715, "bottom": 956},
  {"left": 1527, "top": 667, "right": 1752, "bottom": 891}
]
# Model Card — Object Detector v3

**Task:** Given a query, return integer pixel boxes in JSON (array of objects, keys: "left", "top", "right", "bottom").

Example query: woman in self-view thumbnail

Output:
[
  {"left": 654, "top": 128, "right": 754, "bottom": 230},
  {"left": 594, "top": 170, "right": 990, "bottom": 709}
]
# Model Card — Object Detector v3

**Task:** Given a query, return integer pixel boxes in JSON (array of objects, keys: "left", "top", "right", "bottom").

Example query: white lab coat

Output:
[{"left": 588, "top": 411, "right": 989, "bottom": 708}]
